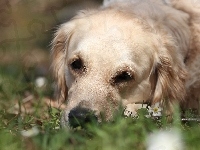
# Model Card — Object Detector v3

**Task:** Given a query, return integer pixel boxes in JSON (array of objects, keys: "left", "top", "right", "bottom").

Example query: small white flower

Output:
[
  {"left": 146, "top": 128, "right": 184, "bottom": 150},
  {"left": 148, "top": 102, "right": 162, "bottom": 117},
  {"left": 35, "top": 77, "right": 47, "bottom": 88},
  {"left": 21, "top": 126, "right": 39, "bottom": 137}
]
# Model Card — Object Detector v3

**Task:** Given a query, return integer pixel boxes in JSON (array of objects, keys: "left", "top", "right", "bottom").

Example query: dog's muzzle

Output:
[{"left": 65, "top": 107, "right": 98, "bottom": 128}]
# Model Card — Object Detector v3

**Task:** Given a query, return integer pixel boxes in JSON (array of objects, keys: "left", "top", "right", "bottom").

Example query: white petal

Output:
[
  {"left": 35, "top": 77, "right": 47, "bottom": 87},
  {"left": 21, "top": 126, "right": 39, "bottom": 137},
  {"left": 152, "top": 111, "right": 162, "bottom": 117},
  {"left": 146, "top": 128, "right": 184, "bottom": 150}
]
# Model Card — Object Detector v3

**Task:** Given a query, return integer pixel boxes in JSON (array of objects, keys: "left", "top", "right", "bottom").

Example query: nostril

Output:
[{"left": 68, "top": 107, "right": 98, "bottom": 128}]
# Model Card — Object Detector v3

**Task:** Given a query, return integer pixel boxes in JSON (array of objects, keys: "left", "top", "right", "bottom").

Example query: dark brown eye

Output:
[
  {"left": 70, "top": 59, "right": 83, "bottom": 70},
  {"left": 113, "top": 71, "right": 134, "bottom": 84}
]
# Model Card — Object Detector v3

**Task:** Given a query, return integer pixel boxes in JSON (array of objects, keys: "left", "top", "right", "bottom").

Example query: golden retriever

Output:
[{"left": 51, "top": 0, "right": 200, "bottom": 127}]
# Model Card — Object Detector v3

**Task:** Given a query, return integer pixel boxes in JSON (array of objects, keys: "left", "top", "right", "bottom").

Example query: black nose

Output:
[{"left": 68, "top": 107, "right": 98, "bottom": 128}]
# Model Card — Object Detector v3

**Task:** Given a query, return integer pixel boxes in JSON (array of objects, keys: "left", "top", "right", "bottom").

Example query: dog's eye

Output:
[
  {"left": 113, "top": 71, "right": 134, "bottom": 84},
  {"left": 70, "top": 59, "right": 83, "bottom": 70}
]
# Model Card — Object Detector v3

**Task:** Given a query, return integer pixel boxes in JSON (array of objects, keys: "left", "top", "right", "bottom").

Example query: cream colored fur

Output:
[{"left": 51, "top": 0, "right": 200, "bottom": 124}]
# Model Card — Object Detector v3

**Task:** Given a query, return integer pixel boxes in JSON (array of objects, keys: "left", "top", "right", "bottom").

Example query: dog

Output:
[{"left": 51, "top": 0, "right": 200, "bottom": 127}]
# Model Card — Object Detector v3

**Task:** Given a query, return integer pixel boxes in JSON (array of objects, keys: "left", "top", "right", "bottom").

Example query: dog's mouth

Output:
[
  {"left": 62, "top": 107, "right": 124, "bottom": 128},
  {"left": 61, "top": 103, "right": 152, "bottom": 128}
]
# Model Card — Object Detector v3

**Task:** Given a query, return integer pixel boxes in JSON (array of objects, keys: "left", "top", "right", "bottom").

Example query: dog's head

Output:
[{"left": 51, "top": 8, "right": 187, "bottom": 127}]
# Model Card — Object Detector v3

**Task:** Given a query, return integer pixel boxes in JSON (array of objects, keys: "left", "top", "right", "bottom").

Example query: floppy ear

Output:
[
  {"left": 152, "top": 39, "right": 187, "bottom": 107},
  {"left": 51, "top": 23, "right": 74, "bottom": 102}
]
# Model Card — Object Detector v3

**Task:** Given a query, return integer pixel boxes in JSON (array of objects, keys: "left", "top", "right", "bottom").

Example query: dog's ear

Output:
[
  {"left": 152, "top": 39, "right": 187, "bottom": 107},
  {"left": 51, "top": 23, "right": 74, "bottom": 102}
]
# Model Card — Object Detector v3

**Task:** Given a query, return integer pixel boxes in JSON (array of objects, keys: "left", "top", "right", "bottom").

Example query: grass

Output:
[{"left": 0, "top": 64, "right": 200, "bottom": 150}]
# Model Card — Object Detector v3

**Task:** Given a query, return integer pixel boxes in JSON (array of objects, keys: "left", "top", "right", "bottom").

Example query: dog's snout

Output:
[{"left": 68, "top": 107, "right": 97, "bottom": 128}]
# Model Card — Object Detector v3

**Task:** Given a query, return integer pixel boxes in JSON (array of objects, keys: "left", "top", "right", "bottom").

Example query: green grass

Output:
[{"left": 0, "top": 57, "right": 200, "bottom": 150}]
